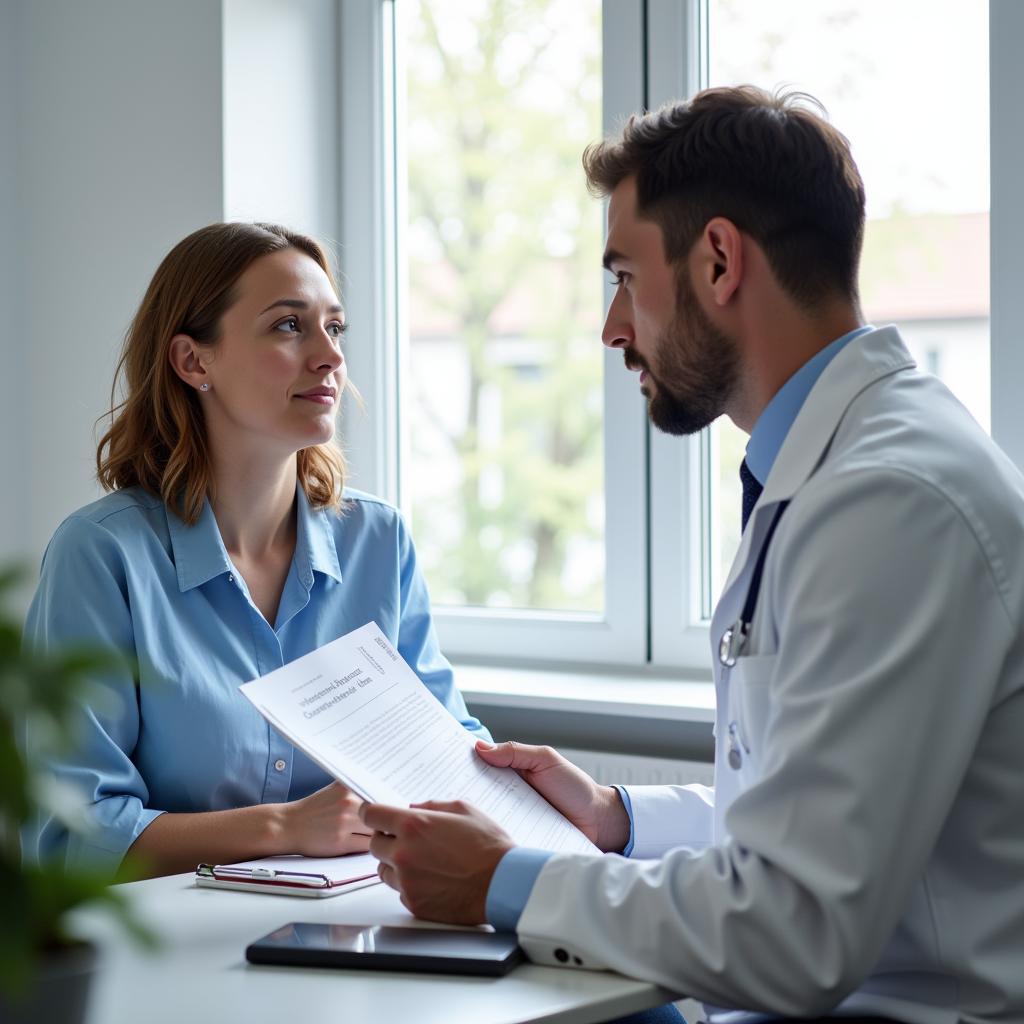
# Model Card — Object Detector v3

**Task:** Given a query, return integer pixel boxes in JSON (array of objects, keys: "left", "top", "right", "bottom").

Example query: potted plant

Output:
[{"left": 0, "top": 567, "right": 153, "bottom": 1024}]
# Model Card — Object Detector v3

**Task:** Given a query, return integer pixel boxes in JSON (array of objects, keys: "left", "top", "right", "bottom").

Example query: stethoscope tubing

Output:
[{"left": 719, "top": 499, "right": 791, "bottom": 770}]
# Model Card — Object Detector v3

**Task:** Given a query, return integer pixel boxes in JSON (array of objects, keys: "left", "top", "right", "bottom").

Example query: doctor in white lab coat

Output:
[{"left": 362, "top": 86, "right": 1024, "bottom": 1023}]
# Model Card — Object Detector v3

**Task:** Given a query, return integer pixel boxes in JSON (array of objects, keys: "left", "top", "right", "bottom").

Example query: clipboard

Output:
[{"left": 195, "top": 853, "right": 381, "bottom": 898}]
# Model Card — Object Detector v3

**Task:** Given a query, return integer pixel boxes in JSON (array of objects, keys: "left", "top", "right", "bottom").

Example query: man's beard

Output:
[{"left": 634, "top": 272, "right": 739, "bottom": 436}]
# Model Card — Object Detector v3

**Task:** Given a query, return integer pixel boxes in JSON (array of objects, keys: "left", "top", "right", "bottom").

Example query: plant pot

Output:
[{"left": 0, "top": 941, "right": 99, "bottom": 1024}]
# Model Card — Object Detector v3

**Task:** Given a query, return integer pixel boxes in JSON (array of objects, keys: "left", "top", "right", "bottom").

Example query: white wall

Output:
[
  {"left": 14, "top": 0, "right": 224, "bottom": 566},
  {"left": 0, "top": 0, "right": 26, "bottom": 568}
]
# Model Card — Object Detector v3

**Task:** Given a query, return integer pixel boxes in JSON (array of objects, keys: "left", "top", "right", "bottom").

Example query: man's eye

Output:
[
  {"left": 608, "top": 271, "right": 629, "bottom": 287},
  {"left": 275, "top": 316, "right": 300, "bottom": 333}
]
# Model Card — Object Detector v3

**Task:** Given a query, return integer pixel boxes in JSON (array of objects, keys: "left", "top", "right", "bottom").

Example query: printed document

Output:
[{"left": 239, "top": 623, "right": 597, "bottom": 855}]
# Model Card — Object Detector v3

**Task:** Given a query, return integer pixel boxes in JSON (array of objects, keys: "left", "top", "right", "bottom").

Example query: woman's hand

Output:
[
  {"left": 281, "top": 781, "right": 371, "bottom": 856},
  {"left": 475, "top": 740, "right": 631, "bottom": 852}
]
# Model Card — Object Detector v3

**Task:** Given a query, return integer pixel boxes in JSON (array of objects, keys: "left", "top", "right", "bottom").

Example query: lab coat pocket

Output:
[{"left": 726, "top": 653, "right": 778, "bottom": 779}]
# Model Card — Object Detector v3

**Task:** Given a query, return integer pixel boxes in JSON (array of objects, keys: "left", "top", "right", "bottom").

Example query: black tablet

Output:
[{"left": 246, "top": 922, "right": 524, "bottom": 977}]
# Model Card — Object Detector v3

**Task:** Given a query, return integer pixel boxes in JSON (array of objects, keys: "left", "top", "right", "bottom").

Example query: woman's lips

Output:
[{"left": 295, "top": 385, "right": 337, "bottom": 405}]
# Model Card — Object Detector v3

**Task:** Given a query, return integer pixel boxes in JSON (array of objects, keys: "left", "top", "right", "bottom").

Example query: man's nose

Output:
[{"left": 601, "top": 290, "right": 633, "bottom": 349}]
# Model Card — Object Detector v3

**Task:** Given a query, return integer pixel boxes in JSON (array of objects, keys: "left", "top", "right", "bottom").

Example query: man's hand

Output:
[
  {"left": 282, "top": 782, "right": 371, "bottom": 856},
  {"left": 360, "top": 800, "right": 513, "bottom": 925},
  {"left": 476, "top": 740, "right": 631, "bottom": 852}
]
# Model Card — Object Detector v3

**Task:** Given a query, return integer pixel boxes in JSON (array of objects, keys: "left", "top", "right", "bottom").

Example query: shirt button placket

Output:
[
  {"left": 266, "top": 749, "right": 292, "bottom": 803},
  {"left": 258, "top": 622, "right": 290, "bottom": 803}
]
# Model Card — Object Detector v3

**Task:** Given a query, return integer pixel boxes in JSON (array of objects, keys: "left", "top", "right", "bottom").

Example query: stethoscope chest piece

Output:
[{"left": 719, "top": 622, "right": 748, "bottom": 668}]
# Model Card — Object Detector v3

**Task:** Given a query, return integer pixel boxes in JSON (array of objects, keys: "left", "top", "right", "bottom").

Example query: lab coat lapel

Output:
[{"left": 716, "top": 326, "right": 916, "bottom": 608}]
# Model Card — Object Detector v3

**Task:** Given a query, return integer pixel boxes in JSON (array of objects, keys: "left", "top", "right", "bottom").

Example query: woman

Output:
[{"left": 24, "top": 222, "right": 489, "bottom": 878}]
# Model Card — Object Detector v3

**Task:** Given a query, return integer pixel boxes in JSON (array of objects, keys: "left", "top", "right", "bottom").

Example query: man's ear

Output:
[
  {"left": 168, "top": 334, "right": 210, "bottom": 392},
  {"left": 696, "top": 217, "right": 743, "bottom": 308}
]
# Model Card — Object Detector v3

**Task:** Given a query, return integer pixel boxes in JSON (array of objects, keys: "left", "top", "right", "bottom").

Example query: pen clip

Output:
[
  {"left": 213, "top": 865, "right": 332, "bottom": 887},
  {"left": 266, "top": 871, "right": 332, "bottom": 887}
]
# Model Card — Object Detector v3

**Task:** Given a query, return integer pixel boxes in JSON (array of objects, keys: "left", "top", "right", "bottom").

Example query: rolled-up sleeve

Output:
[
  {"left": 23, "top": 515, "right": 163, "bottom": 874},
  {"left": 393, "top": 512, "right": 491, "bottom": 741}
]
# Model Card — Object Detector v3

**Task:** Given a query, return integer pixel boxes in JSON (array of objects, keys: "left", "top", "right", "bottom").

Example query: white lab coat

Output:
[{"left": 516, "top": 327, "right": 1024, "bottom": 1022}]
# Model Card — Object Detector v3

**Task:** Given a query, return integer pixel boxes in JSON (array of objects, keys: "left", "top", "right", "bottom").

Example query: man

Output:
[{"left": 360, "top": 86, "right": 1024, "bottom": 1022}]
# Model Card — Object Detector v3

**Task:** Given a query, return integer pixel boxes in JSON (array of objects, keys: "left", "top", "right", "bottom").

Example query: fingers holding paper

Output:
[
  {"left": 474, "top": 740, "right": 631, "bottom": 853},
  {"left": 283, "top": 781, "right": 372, "bottom": 857},
  {"left": 361, "top": 801, "right": 513, "bottom": 925}
]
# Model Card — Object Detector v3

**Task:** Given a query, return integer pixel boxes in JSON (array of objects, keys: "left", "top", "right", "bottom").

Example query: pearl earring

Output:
[{"left": 200, "top": 383, "right": 209, "bottom": 392}]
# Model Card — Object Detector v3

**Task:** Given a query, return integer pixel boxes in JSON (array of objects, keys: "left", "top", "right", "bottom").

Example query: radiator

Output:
[{"left": 559, "top": 747, "right": 714, "bottom": 788}]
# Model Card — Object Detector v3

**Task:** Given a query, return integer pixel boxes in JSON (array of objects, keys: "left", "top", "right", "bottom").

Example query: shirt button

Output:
[
  {"left": 274, "top": 759, "right": 287, "bottom": 772},
  {"left": 228, "top": 573, "right": 235, "bottom": 583}
]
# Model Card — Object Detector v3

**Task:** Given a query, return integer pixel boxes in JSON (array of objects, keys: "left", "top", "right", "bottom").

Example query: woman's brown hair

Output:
[{"left": 97, "top": 222, "right": 347, "bottom": 525}]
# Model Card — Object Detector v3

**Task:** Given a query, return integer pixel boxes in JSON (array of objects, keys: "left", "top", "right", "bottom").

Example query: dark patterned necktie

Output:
[{"left": 740, "top": 458, "right": 763, "bottom": 532}]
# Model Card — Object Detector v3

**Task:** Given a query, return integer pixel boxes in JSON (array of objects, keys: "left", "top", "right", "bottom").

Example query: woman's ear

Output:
[{"left": 168, "top": 334, "right": 210, "bottom": 392}]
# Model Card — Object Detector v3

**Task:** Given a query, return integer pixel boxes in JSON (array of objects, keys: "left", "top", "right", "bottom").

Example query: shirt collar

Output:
[
  {"left": 294, "top": 485, "right": 343, "bottom": 587},
  {"left": 167, "top": 484, "right": 343, "bottom": 593},
  {"left": 745, "top": 325, "right": 875, "bottom": 485},
  {"left": 167, "top": 498, "right": 235, "bottom": 593}
]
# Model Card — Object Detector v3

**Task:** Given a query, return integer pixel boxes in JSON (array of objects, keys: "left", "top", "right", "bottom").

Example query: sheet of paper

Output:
[
  {"left": 239, "top": 622, "right": 597, "bottom": 856},
  {"left": 217, "top": 853, "right": 378, "bottom": 883}
]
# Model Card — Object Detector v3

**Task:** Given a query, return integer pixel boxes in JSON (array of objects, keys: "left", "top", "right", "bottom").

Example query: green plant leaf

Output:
[{"left": 0, "top": 566, "right": 155, "bottom": 998}]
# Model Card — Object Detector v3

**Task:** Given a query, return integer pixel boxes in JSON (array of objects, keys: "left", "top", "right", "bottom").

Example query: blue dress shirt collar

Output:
[
  {"left": 744, "top": 325, "right": 875, "bottom": 485},
  {"left": 294, "top": 486, "right": 343, "bottom": 586},
  {"left": 167, "top": 483, "right": 343, "bottom": 593}
]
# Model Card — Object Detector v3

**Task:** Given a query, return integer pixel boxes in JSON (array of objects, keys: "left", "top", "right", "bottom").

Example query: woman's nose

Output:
[{"left": 312, "top": 329, "right": 344, "bottom": 371}]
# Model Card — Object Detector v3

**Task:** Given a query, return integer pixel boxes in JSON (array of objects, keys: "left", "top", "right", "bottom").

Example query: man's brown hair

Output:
[
  {"left": 97, "top": 222, "right": 348, "bottom": 525},
  {"left": 583, "top": 85, "right": 866, "bottom": 309}
]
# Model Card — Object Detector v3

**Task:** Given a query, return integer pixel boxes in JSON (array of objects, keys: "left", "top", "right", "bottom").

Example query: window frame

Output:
[{"left": 991, "top": 0, "right": 1024, "bottom": 469}]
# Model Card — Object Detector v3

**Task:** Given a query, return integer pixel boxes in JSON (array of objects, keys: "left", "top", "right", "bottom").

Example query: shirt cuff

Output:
[
  {"left": 485, "top": 847, "right": 555, "bottom": 931},
  {"left": 613, "top": 785, "right": 636, "bottom": 856}
]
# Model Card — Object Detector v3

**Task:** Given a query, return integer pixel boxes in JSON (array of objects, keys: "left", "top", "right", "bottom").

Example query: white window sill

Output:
[{"left": 454, "top": 662, "right": 716, "bottom": 725}]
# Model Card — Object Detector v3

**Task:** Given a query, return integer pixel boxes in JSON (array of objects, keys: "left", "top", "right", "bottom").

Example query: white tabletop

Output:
[{"left": 73, "top": 872, "right": 674, "bottom": 1024}]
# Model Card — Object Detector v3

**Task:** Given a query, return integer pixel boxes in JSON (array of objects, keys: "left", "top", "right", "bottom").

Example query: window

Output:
[
  {"left": 339, "top": 0, "right": 1013, "bottom": 674},
  {"left": 359, "top": 0, "right": 650, "bottom": 665},
  {"left": 399, "top": 0, "right": 605, "bottom": 616}
]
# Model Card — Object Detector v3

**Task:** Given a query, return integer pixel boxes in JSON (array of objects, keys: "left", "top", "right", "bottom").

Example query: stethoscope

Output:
[{"left": 718, "top": 499, "right": 790, "bottom": 770}]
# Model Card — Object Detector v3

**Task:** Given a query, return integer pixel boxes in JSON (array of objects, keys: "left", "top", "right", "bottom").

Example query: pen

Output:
[{"left": 247, "top": 868, "right": 331, "bottom": 886}]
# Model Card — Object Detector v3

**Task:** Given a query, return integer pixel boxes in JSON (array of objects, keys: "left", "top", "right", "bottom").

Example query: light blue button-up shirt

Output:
[
  {"left": 486, "top": 325, "right": 874, "bottom": 932},
  {"left": 24, "top": 484, "right": 489, "bottom": 873}
]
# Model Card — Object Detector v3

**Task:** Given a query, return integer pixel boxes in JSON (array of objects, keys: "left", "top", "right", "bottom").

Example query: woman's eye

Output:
[
  {"left": 327, "top": 322, "right": 348, "bottom": 339},
  {"left": 275, "top": 316, "right": 300, "bottom": 333}
]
